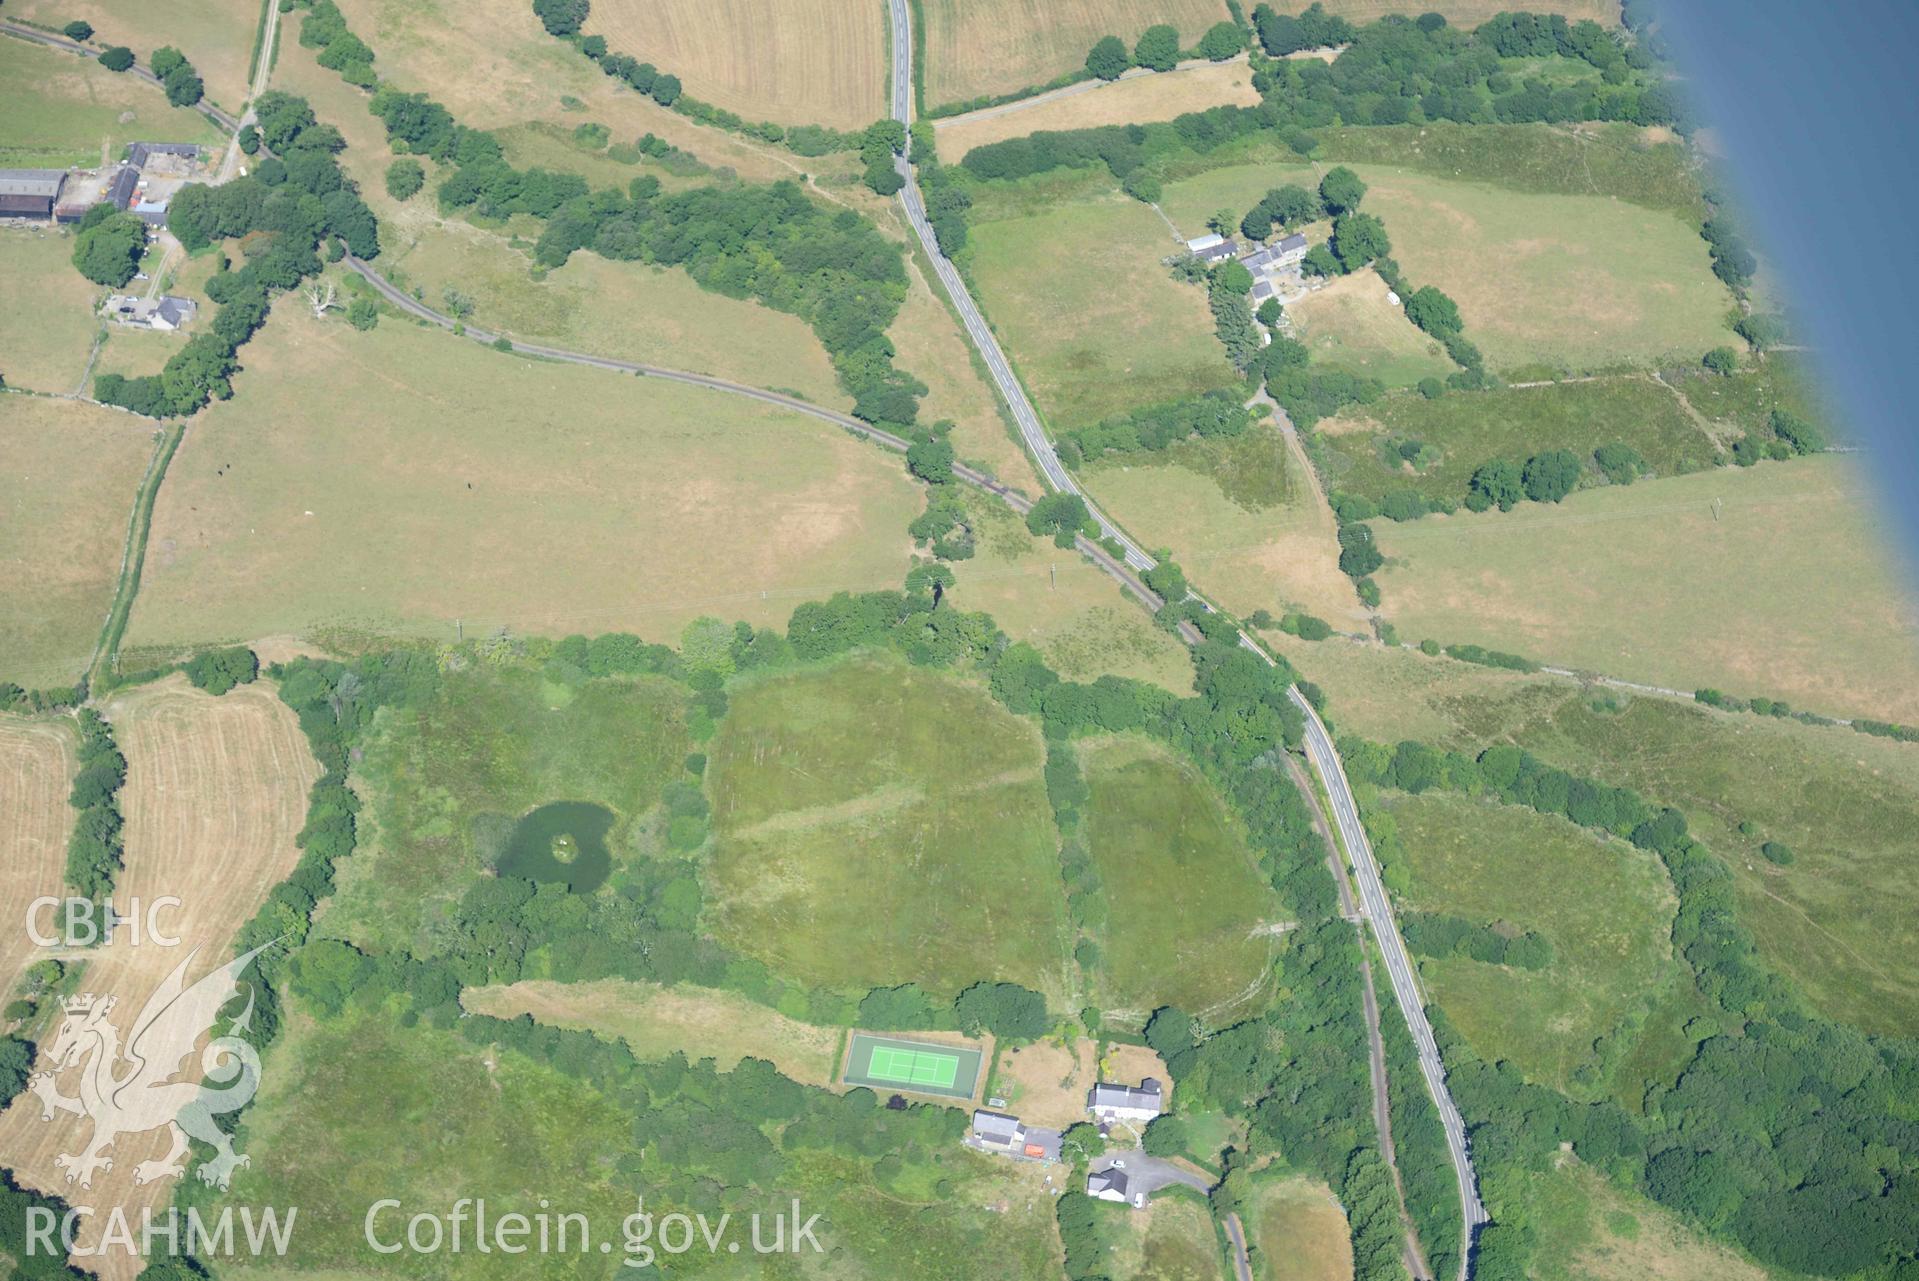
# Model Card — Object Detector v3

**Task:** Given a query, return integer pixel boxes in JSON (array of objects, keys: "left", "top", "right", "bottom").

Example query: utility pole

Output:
[{"left": 1049, "top": 563, "right": 1056, "bottom": 590}]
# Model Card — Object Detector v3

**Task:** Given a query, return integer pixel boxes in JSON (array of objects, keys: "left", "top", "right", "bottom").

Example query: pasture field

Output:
[
  {"left": 0, "top": 397, "right": 155, "bottom": 690},
  {"left": 1274, "top": 635, "right": 1919, "bottom": 1037},
  {"left": 1317, "top": 374, "right": 1717, "bottom": 506},
  {"left": 0, "top": 717, "right": 75, "bottom": 992},
  {"left": 1084, "top": 423, "right": 1367, "bottom": 630},
  {"left": 1370, "top": 458, "right": 1919, "bottom": 725},
  {"left": 1078, "top": 736, "right": 1282, "bottom": 1020},
  {"left": 122, "top": 303, "right": 923, "bottom": 657},
  {"left": 922, "top": 0, "right": 1233, "bottom": 108},
  {"left": 0, "top": 676, "right": 318, "bottom": 1278},
  {"left": 1350, "top": 163, "right": 1734, "bottom": 373},
  {"left": 323, "top": 662, "right": 690, "bottom": 956},
  {"left": 7, "top": 0, "right": 258, "bottom": 110},
  {"left": 952, "top": 495, "right": 1200, "bottom": 692},
  {"left": 1384, "top": 792, "right": 1678, "bottom": 1098},
  {"left": 0, "top": 35, "right": 223, "bottom": 168},
  {"left": 330, "top": 0, "right": 835, "bottom": 186},
  {"left": 1104, "top": 1194, "right": 1221, "bottom": 1281},
  {"left": 1251, "top": 1177, "right": 1353, "bottom": 1281},
  {"left": 936, "top": 59, "right": 1260, "bottom": 161},
  {"left": 465, "top": 977, "right": 844, "bottom": 1085},
  {"left": 1314, "top": 0, "right": 1616, "bottom": 21},
  {"left": 705, "top": 659, "right": 1073, "bottom": 999},
  {"left": 0, "top": 230, "right": 103, "bottom": 393},
  {"left": 1287, "top": 268, "right": 1456, "bottom": 388},
  {"left": 1530, "top": 1160, "right": 1771, "bottom": 1281},
  {"left": 583, "top": 0, "right": 885, "bottom": 131},
  {"left": 966, "top": 193, "right": 1235, "bottom": 430},
  {"left": 1316, "top": 123, "right": 1705, "bottom": 221}
]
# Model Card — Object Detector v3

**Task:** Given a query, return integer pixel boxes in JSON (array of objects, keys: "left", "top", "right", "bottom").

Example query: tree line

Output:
[
  {"left": 1084, "top": 19, "right": 1247, "bottom": 83},
  {"left": 1058, "top": 390, "right": 1254, "bottom": 466}
]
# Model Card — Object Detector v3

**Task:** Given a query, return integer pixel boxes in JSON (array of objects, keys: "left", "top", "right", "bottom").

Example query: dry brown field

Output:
[
  {"left": 584, "top": 0, "right": 887, "bottom": 131},
  {"left": 0, "top": 676, "right": 319, "bottom": 1278},
  {"left": 922, "top": 0, "right": 1233, "bottom": 107},
  {"left": 935, "top": 57, "right": 1259, "bottom": 159}
]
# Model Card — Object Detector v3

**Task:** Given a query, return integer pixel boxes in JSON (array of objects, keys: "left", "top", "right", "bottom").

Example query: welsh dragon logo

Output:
[{"left": 26, "top": 941, "right": 273, "bottom": 1192}]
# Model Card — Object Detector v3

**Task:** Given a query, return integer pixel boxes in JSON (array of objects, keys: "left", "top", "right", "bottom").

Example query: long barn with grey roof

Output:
[{"left": 0, "top": 169, "right": 67, "bottom": 218}]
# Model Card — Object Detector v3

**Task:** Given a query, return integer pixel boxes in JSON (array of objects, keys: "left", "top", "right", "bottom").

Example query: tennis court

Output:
[{"left": 841, "top": 1032, "right": 984, "bottom": 1100}]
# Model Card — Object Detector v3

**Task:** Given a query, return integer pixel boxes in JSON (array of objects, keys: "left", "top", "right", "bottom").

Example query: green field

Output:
[
  {"left": 843, "top": 1032, "right": 984, "bottom": 1100},
  {"left": 1273, "top": 637, "right": 1919, "bottom": 1038},
  {"left": 0, "top": 231, "right": 103, "bottom": 394},
  {"left": 0, "top": 397, "right": 156, "bottom": 690},
  {"left": 966, "top": 192, "right": 1237, "bottom": 430},
  {"left": 1083, "top": 423, "right": 1368, "bottom": 630},
  {"left": 122, "top": 302, "right": 923, "bottom": 658},
  {"left": 1385, "top": 792, "right": 1679, "bottom": 1098},
  {"left": 1317, "top": 374, "right": 1718, "bottom": 507},
  {"left": 8, "top": 0, "right": 260, "bottom": 110},
  {"left": 1351, "top": 163, "right": 1734, "bottom": 373},
  {"left": 1529, "top": 1160, "right": 1772, "bottom": 1281},
  {"left": 704, "top": 659, "right": 1073, "bottom": 999},
  {"left": 1372, "top": 458, "right": 1919, "bottom": 726},
  {"left": 0, "top": 35, "right": 222, "bottom": 168},
  {"left": 1106, "top": 1194, "right": 1223, "bottom": 1281},
  {"left": 1079, "top": 736, "right": 1282, "bottom": 1020},
  {"left": 1156, "top": 158, "right": 1319, "bottom": 235},
  {"left": 323, "top": 662, "right": 691, "bottom": 954}
]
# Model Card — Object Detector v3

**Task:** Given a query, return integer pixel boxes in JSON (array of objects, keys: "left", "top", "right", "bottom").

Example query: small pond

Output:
[{"left": 496, "top": 801, "right": 615, "bottom": 892}]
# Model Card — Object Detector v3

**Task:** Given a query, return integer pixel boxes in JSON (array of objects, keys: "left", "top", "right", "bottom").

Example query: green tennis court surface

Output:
[{"left": 841, "top": 1032, "right": 983, "bottom": 1100}]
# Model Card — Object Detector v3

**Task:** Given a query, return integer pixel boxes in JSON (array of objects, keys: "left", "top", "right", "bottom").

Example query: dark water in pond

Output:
[{"left": 497, "top": 801, "right": 615, "bottom": 892}]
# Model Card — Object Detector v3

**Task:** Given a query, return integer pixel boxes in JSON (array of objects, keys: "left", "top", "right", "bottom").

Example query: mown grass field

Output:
[
  {"left": 324, "top": 663, "right": 690, "bottom": 955},
  {"left": 1288, "top": 268, "right": 1456, "bottom": 388},
  {"left": 1273, "top": 637, "right": 1919, "bottom": 1038},
  {"left": 1351, "top": 163, "right": 1733, "bottom": 373},
  {"left": 0, "top": 34, "right": 223, "bottom": 168},
  {"left": 331, "top": 0, "right": 839, "bottom": 186},
  {"left": 0, "top": 676, "right": 317, "bottom": 1271},
  {"left": 705, "top": 659, "right": 1073, "bottom": 1000},
  {"left": 1318, "top": 374, "right": 1718, "bottom": 506},
  {"left": 1530, "top": 1160, "right": 1772, "bottom": 1281},
  {"left": 1251, "top": 1177, "right": 1353, "bottom": 1281},
  {"left": 1385, "top": 792, "right": 1678, "bottom": 1098},
  {"left": 123, "top": 303, "right": 923, "bottom": 657},
  {"left": 584, "top": 0, "right": 884, "bottom": 131},
  {"left": 1156, "top": 158, "right": 1317, "bottom": 236},
  {"left": 0, "top": 397, "right": 155, "bottom": 690},
  {"left": 1079, "top": 736, "right": 1282, "bottom": 1020},
  {"left": 922, "top": 0, "right": 1233, "bottom": 108},
  {"left": 466, "top": 977, "right": 845, "bottom": 1085},
  {"left": 1084, "top": 421, "right": 1368, "bottom": 630},
  {"left": 967, "top": 192, "right": 1235, "bottom": 430},
  {"left": 9, "top": 0, "right": 259, "bottom": 110},
  {"left": 1371, "top": 458, "right": 1919, "bottom": 725},
  {"left": 952, "top": 496, "right": 1198, "bottom": 692},
  {"left": 0, "top": 230, "right": 102, "bottom": 394},
  {"left": 936, "top": 59, "right": 1260, "bottom": 161}
]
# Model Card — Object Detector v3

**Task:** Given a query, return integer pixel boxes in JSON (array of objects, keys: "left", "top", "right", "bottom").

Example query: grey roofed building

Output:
[
  {"left": 126, "top": 142, "right": 202, "bottom": 169},
  {"left": 1251, "top": 280, "right": 1277, "bottom": 303},
  {"left": 1185, "top": 231, "right": 1225, "bottom": 254},
  {"left": 1087, "top": 1168, "right": 1136, "bottom": 1204},
  {"left": 0, "top": 169, "right": 67, "bottom": 217},
  {"left": 1194, "top": 238, "right": 1240, "bottom": 263},
  {"left": 1275, "top": 231, "right": 1308, "bottom": 255},
  {"left": 102, "top": 294, "right": 198, "bottom": 331},
  {"left": 971, "top": 1110, "right": 1023, "bottom": 1146},
  {"left": 131, "top": 196, "right": 171, "bottom": 226},
  {"left": 1088, "top": 1078, "right": 1165, "bottom": 1119},
  {"left": 1243, "top": 233, "right": 1310, "bottom": 271},
  {"left": 105, "top": 166, "right": 140, "bottom": 209}
]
